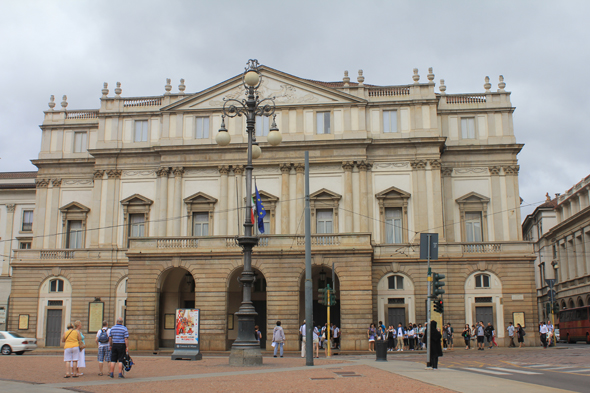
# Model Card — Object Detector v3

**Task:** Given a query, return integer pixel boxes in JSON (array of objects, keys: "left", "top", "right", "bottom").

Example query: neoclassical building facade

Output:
[{"left": 7, "top": 66, "right": 536, "bottom": 350}]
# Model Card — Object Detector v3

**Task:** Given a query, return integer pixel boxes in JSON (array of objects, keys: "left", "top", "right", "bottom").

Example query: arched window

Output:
[
  {"left": 568, "top": 299, "right": 575, "bottom": 309},
  {"left": 49, "top": 279, "right": 64, "bottom": 293},
  {"left": 387, "top": 275, "right": 404, "bottom": 290},
  {"left": 475, "top": 273, "right": 491, "bottom": 288},
  {"left": 577, "top": 298, "right": 584, "bottom": 308}
]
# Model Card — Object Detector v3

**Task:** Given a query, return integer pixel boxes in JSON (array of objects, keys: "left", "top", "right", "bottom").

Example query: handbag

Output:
[{"left": 78, "top": 331, "right": 86, "bottom": 350}]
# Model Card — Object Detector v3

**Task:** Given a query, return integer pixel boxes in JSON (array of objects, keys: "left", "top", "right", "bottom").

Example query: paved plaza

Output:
[{"left": 0, "top": 345, "right": 588, "bottom": 393}]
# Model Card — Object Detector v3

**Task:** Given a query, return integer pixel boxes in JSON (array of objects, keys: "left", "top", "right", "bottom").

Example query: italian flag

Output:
[{"left": 251, "top": 195, "right": 256, "bottom": 224}]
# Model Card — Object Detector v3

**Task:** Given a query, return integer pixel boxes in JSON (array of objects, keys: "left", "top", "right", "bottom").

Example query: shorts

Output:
[
  {"left": 98, "top": 345, "right": 111, "bottom": 362},
  {"left": 486, "top": 336, "right": 492, "bottom": 343},
  {"left": 447, "top": 337, "right": 453, "bottom": 345},
  {"left": 313, "top": 337, "right": 319, "bottom": 344},
  {"left": 111, "top": 343, "right": 127, "bottom": 363},
  {"left": 477, "top": 336, "right": 484, "bottom": 344},
  {"left": 64, "top": 347, "right": 80, "bottom": 362}
]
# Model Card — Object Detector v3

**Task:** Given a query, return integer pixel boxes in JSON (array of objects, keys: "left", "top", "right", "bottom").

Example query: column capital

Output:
[
  {"left": 156, "top": 167, "right": 170, "bottom": 177},
  {"left": 172, "top": 167, "right": 185, "bottom": 177},
  {"left": 489, "top": 166, "right": 501, "bottom": 175},
  {"left": 502, "top": 165, "right": 519, "bottom": 175},
  {"left": 358, "top": 161, "right": 371, "bottom": 171},
  {"left": 295, "top": 163, "right": 305, "bottom": 173},
  {"left": 342, "top": 161, "right": 354, "bottom": 171},
  {"left": 6, "top": 204, "right": 16, "bottom": 213},
  {"left": 218, "top": 165, "right": 230, "bottom": 175},
  {"left": 107, "top": 169, "right": 122, "bottom": 179},
  {"left": 233, "top": 165, "right": 244, "bottom": 176},
  {"left": 94, "top": 170, "right": 105, "bottom": 179},
  {"left": 428, "top": 160, "right": 441, "bottom": 169},
  {"left": 280, "top": 163, "right": 292, "bottom": 174},
  {"left": 36, "top": 179, "right": 49, "bottom": 188},
  {"left": 441, "top": 167, "right": 453, "bottom": 177},
  {"left": 51, "top": 178, "right": 62, "bottom": 187},
  {"left": 410, "top": 160, "right": 427, "bottom": 170}
]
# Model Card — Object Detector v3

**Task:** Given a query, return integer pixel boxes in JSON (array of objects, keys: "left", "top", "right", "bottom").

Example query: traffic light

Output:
[
  {"left": 329, "top": 288, "right": 337, "bottom": 306},
  {"left": 318, "top": 287, "right": 327, "bottom": 305},
  {"left": 433, "top": 298, "right": 444, "bottom": 313},
  {"left": 433, "top": 272, "right": 446, "bottom": 297}
]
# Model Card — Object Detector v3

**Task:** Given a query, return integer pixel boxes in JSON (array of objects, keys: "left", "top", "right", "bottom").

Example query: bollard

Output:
[{"left": 375, "top": 339, "right": 387, "bottom": 362}]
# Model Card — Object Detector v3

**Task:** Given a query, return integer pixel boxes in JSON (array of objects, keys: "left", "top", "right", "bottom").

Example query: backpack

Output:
[
  {"left": 98, "top": 328, "right": 109, "bottom": 343},
  {"left": 521, "top": 329, "right": 526, "bottom": 336}
]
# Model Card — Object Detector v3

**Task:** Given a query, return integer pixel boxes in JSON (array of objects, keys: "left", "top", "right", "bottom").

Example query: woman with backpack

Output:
[{"left": 95, "top": 321, "right": 111, "bottom": 376}]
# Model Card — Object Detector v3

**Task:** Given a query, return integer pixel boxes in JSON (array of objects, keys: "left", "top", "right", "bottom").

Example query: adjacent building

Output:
[{"left": 7, "top": 65, "right": 536, "bottom": 350}]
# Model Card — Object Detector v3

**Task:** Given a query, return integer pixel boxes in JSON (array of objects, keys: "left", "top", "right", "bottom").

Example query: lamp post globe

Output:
[
  {"left": 251, "top": 144, "right": 262, "bottom": 159},
  {"left": 215, "top": 130, "right": 231, "bottom": 146},
  {"left": 244, "top": 70, "right": 260, "bottom": 87}
]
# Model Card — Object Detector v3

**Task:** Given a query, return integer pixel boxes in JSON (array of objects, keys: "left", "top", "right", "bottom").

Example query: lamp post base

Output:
[{"left": 229, "top": 347, "right": 263, "bottom": 366}]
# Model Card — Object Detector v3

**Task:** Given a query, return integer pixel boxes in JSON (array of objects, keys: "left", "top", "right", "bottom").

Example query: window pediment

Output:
[
  {"left": 375, "top": 186, "right": 411, "bottom": 201},
  {"left": 121, "top": 194, "right": 154, "bottom": 206},
  {"left": 456, "top": 192, "right": 490, "bottom": 204},
  {"left": 184, "top": 192, "right": 218, "bottom": 205},
  {"left": 59, "top": 201, "right": 90, "bottom": 213},
  {"left": 310, "top": 188, "right": 341, "bottom": 201}
]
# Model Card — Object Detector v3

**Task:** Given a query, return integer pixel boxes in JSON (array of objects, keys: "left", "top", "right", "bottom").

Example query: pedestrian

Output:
[
  {"left": 517, "top": 323, "right": 525, "bottom": 348},
  {"left": 313, "top": 322, "right": 320, "bottom": 358},
  {"left": 254, "top": 325, "right": 262, "bottom": 345},
  {"left": 300, "top": 320, "right": 306, "bottom": 358},
  {"left": 417, "top": 324, "right": 425, "bottom": 350},
  {"left": 333, "top": 324, "right": 340, "bottom": 349},
  {"left": 462, "top": 324, "right": 471, "bottom": 349},
  {"left": 396, "top": 323, "right": 404, "bottom": 351},
  {"left": 507, "top": 322, "right": 516, "bottom": 348},
  {"left": 539, "top": 321, "right": 549, "bottom": 348},
  {"left": 485, "top": 322, "right": 494, "bottom": 349},
  {"left": 108, "top": 317, "right": 129, "bottom": 379},
  {"left": 407, "top": 324, "right": 416, "bottom": 351},
  {"left": 447, "top": 323, "right": 454, "bottom": 350},
  {"left": 428, "top": 320, "right": 443, "bottom": 370},
  {"left": 95, "top": 321, "right": 111, "bottom": 376},
  {"left": 378, "top": 321, "right": 386, "bottom": 340},
  {"left": 272, "top": 321, "right": 285, "bottom": 358},
  {"left": 62, "top": 322, "right": 81, "bottom": 378},
  {"left": 547, "top": 320, "right": 554, "bottom": 346},
  {"left": 367, "top": 323, "right": 377, "bottom": 352},
  {"left": 442, "top": 323, "right": 448, "bottom": 350},
  {"left": 74, "top": 320, "right": 86, "bottom": 376},
  {"left": 386, "top": 325, "right": 395, "bottom": 351},
  {"left": 477, "top": 321, "right": 485, "bottom": 350}
]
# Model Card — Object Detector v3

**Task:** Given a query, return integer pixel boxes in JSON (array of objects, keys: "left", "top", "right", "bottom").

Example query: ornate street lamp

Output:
[{"left": 216, "top": 59, "right": 281, "bottom": 366}]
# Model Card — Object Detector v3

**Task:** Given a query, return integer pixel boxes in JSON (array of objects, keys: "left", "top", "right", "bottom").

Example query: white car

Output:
[{"left": 0, "top": 331, "right": 37, "bottom": 355}]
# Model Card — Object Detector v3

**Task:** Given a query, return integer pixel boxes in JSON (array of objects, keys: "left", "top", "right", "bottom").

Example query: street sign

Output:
[
  {"left": 420, "top": 233, "right": 439, "bottom": 260},
  {"left": 545, "top": 279, "right": 555, "bottom": 288}
]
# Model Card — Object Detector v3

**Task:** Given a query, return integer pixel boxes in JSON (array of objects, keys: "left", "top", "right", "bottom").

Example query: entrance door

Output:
[
  {"left": 475, "top": 306, "right": 494, "bottom": 326},
  {"left": 388, "top": 307, "right": 406, "bottom": 327},
  {"left": 46, "top": 309, "right": 62, "bottom": 347},
  {"left": 253, "top": 300, "right": 267, "bottom": 349}
]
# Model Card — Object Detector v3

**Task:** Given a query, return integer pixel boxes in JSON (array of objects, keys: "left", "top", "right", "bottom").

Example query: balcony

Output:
[{"left": 374, "top": 241, "right": 533, "bottom": 259}]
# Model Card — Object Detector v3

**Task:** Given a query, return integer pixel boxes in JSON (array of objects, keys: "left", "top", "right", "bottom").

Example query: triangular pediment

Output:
[
  {"left": 456, "top": 192, "right": 490, "bottom": 204},
  {"left": 245, "top": 190, "right": 279, "bottom": 203},
  {"left": 376, "top": 186, "right": 411, "bottom": 200},
  {"left": 59, "top": 201, "right": 90, "bottom": 212},
  {"left": 184, "top": 191, "right": 218, "bottom": 204},
  {"left": 121, "top": 193, "right": 153, "bottom": 206},
  {"left": 310, "top": 188, "right": 342, "bottom": 200},
  {"left": 161, "top": 65, "right": 367, "bottom": 112}
]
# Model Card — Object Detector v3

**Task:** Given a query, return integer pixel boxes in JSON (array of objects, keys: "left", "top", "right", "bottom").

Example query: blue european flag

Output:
[{"left": 255, "top": 184, "right": 266, "bottom": 233}]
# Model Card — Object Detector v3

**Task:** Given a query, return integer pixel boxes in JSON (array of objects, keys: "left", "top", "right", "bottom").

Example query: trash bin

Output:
[{"left": 375, "top": 339, "right": 387, "bottom": 362}]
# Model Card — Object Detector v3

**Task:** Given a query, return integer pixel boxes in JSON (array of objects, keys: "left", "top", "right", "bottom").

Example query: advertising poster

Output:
[{"left": 175, "top": 308, "right": 200, "bottom": 348}]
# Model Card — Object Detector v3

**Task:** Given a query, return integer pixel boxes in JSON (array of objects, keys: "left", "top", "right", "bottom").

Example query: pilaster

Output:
[
  {"left": 342, "top": 161, "right": 354, "bottom": 232},
  {"left": 2, "top": 205, "right": 15, "bottom": 276},
  {"left": 295, "top": 164, "right": 305, "bottom": 234},
  {"left": 358, "top": 161, "right": 369, "bottom": 232},
  {"left": 172, "top": 167, "right": 184, "bottom": 236},
  {"left": 218, "top": 166, "right": 230, "bottom": 236},
  {"left": 90, "top": 171, "right": 104, "bottom": 247},
  {"left": 33, "top": 179, "right": 49, "bottom": 249},
  {"left": 280, "top": 163, "right": 291, "bottom": 235},
  {"left": 156, "top": 167, "right": 170, "bottom": 236}
]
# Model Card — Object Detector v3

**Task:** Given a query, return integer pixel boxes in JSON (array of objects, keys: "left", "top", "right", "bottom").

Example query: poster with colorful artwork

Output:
[{"left": 175, "top": 309, "right": 200, "bottom": 347}]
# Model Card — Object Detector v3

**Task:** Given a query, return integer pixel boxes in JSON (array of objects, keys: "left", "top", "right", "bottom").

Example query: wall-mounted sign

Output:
[
  {"left": 171, "top": 308, "right": 202, "bottom": 360},
  {"left": 18, "top": 314, "right": 29, "bottom": 330},
  {"left": 88, "top": 302, "right": 104, "bottom": 333}
]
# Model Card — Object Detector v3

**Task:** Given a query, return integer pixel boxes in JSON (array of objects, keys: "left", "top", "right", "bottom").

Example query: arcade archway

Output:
[
  {"left": 157, "top": 267, "right": 195, "bottom": 348},
  {"left": 299, "top": 266, "right": 341, "bottom": 331}
]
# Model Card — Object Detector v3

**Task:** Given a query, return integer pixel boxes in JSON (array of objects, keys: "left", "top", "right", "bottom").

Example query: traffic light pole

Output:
[
  {"left": 426, "top": 234, "right": 432, "bottom": 368},
  {"left": 327, "top": 286, "right": 331, "bottom": 358},
  {"left": 304, "top": 152, "right": 313, "bottom": 366}
]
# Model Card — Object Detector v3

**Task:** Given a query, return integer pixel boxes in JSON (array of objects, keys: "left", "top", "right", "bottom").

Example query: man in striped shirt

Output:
[{"left": 108, "top": 317, "right": 129, "bottom": 378}]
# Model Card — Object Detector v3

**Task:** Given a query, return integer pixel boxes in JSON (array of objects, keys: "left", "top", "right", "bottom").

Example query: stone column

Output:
[
  {"left": 289, "top": 166, "right": 297, "bottom": 234},
  {"left": 358, "top": 161, "right": 369, "bottom": 232},
  {"left": 2, "top": 204, "right": 15, "bottom": 275},
  {"left": 489, "top": 166, "right": 502, "bottom": 242},
  {"left": 104, "top": 170, "right": 122, "bottom": 246},
  {"left": 280, "top": 163, "right": 291, "bottom": 234},
  {"left": 218, "top": 166, "right": 229, "bottom": 236},
  {"left": 295, "top": 164, "right": 305, "bottom": 234},
  {"left": 498, "top": 167, "right": 511, "bottom": 241},
  {"left": 156, "top": 167, "right": 169, "bottom": 237},
  {"left": 233, "top": 166, "right": 244, "bottom": 235},
  {"left": 352, "top": 164, "right": 360, "bottom": 232},
  {"left": 441, "top": 167, "right": 454, "bottom": 242},
  {"left": 342, "top": 161, "right": 354, "bottom": 232},
  {"left": 505, "top": 165, "right": 522, "bottom": 240},
  {"left": 172, "top": 167, "right": 184, "bottom": 236},
  {"left": 89, "top": 171, "right": 104, "bottom": 247},
  {"left": 33, "top": 179, "right": 49, "bottom": 249},
  {"left": 429, "top": 160, "right": 443, "bottom": 240},
  {"left": 366, "top": 163, "right": 374, "bottom": 234},
  {"left": 47, "top": 179, "right": 62, "bottom": 249},
  {"left": 410, "top": 160, "right": 427, "bottom": 236}
]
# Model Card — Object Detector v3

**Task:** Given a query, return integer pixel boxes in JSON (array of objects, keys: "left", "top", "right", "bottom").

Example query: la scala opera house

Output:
[{"left": 4, "top": 65, "right": 537, "bottom": 351}]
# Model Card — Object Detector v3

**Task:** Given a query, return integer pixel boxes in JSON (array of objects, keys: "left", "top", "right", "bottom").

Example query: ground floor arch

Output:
[
  {"left": 157, "top": 267, "right": 195, "bottom": 348},
  {"left": 299, "top": 265, "right": 341, "bottom": 334},
  {"left": 227, "top": 266, "right": 267, "bottom": 350},
  {"left": 376, "top": 272, "right": 415, "bottom": 328},
  {"left": 464, "top": 270, "right": 504, "bottom": 338}
]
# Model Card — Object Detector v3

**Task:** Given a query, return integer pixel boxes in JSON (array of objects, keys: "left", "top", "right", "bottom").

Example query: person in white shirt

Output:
[
  {"left": 299, "top": 321, "right": 306, "bottom": 358},
  {"left": 507, "top": 322, "right": 516, "bottom": 347},
  {"left": 313, "top": 323, "right": 320, "bottom": 358},
  {"left": 332, "top": 324, "right": 340, "bottom": 349},
  {"left": 539, "top": 321, "right": 549, "bottom": 348},
  {"left": 396, "top": 323, "right": 404, "bottom": 351}
]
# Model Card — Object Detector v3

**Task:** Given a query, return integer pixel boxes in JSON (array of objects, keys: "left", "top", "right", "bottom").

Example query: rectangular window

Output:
[
  {"left": 195, "top": 116, "right": 210, "bottom": 139},
  {"left": 19, "top": 241, "right": 31, "bottom": 249},
  {"left": 129, "top": 214, "right": 145, "bottom": 238},
  {"left": 383, "top": 110, "right": 398, "bottom": 133},
  {"left": 316, "top": 112, "right": 331, "bottom": 134},
  {"left": 540, "top": 262, "right": 546, "bottom": 284},
  {"left": 316, "top": 209, "right": 333, "bottom": 234},
  {"left": 66, "top": 220, "right": 83, "bottom": 249},
  {"left": 475, "top": 274, "right": 490, "bottom": 288},
  {"left": 193, "top": 212, "right": 209, "bottom": 236},
  {"left": 385, "top": 208, "right": 402, "bottom": 244},
  {"left": 255, "top": 115, "right": 270, "bottom": 137},
  {"left": 50, "top": 279, "right": 64, "bottom": 293},
  {"left": 460, "top": 117, "right": 476, "bottom": 139},
  {"left": 255, "top": 213, "right": 271, "bottom": 235},
  {"left": 22, "top": 210, "right": 33, "bottom": 232},
  {"left": 134, "top": 120, "right": 148, "bottom": 142},
  {"left": 465, "top": 212, "right": 483, "bottom": 242},
  {"left": 73, "top": 132, "right": 88, "bottom": 153},
  {"left": 387, "top": 275, "right": 404, "bottom": 290}
]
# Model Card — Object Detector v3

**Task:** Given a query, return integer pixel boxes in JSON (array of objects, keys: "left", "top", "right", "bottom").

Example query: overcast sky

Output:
[{"left": 1, "top": 0, "right": 588, "bottom": 219}]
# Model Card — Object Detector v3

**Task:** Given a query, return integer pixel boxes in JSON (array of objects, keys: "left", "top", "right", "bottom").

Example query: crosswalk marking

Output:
[
  {"left": 488, "top": 367, "right": 541, "bottom": 375},
  {"left": 463, "top": 367, "right": 510, "bottom": 375},
  {"left": 526, "top": 364, "right": 552, "bottom": 368},
  {"left": 562, "top": 369, "right": 590, "bottom": 373}
]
